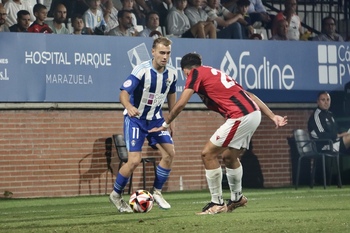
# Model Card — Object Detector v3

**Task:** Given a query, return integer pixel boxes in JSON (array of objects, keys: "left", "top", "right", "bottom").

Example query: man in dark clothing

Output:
[
  {"left": 308, "top": 91, "right": 350, "bottom": 154},
  {"left": 9, "top": 10, "right": 30, "bottom": 32}
]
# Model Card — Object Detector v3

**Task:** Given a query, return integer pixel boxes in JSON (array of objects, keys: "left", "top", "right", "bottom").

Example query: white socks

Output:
[
  {"left": 205, "top": 167, "right": 224, "bottom": 205},
  {"left": 226, "top": 165, "right": 243, "bottom": 201}
]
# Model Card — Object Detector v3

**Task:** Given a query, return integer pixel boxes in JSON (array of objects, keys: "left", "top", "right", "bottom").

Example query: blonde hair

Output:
[{"left": 152, "top": 37, "right": 172, "bottom": 49}]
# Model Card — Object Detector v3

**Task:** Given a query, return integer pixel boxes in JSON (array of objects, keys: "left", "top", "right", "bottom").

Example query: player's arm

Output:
[
  {"left": 167, "top": 92, "right": 177, "bottom": 112},
  {"left": 245, "top": 91, "right": 288, "bottom": 128},
  {"left": 120, "top": 90, "right": 140, "bottom": 117},
  {"left": 149, "top": 89, "right": 194, "bottom": 132},
  {"left": 166, "top": 92, "right": 177, "bottom": 134},
  {"left": 166, "top": 88, "right": 194, "bottom": 124}
]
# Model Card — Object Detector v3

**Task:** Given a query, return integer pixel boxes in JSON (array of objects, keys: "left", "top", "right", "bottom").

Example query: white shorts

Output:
[{"left": 210, "top": 111, "right": 261, "bottom": 149}]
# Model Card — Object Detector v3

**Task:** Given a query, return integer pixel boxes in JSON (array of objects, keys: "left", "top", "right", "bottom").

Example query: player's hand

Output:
[
  {"left": 148, "top": 126, "right": 166, "bottom": 133},
  {"left": 273, "top": 115, "right": 288, "bottom": 128},
  {"left": 127, "top": 106, "right": 140, "bottom": 117}
]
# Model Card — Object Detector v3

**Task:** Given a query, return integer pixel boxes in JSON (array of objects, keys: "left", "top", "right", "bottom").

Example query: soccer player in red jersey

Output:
[{"left": 150, "top": 53, "right": 288, "bottom": 215}]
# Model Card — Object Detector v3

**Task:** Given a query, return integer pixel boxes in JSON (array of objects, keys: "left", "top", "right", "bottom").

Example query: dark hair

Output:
[
  {"left": 17, "top": 10, "right": 30, "bottom": 19},
  {"left": 33, "top": 3, "right": 47, "bottom": 13},
  {"left": 317, "top": 91, "right": 329, "bottom": 99},
  {"left": 71, "top": 13, "right": 83, "bottom": 24},
  {"left": 149, "top": 30, "right": 162, "bottom": 37},
  {"left": 321, "top": 16, "right": 336, "bottom": 28},
  {"left": 146, "top": 11, "right": 159, "bottom": 23},
  {"left": 180, "top": 53, "right": 202, "bottom": 69},
  {"left": 53, "top": 3, "right": 67, "bottom": 13},
  {"left": 236, "top": 0, "right": 251, "bottom": 7},
  {"left": 250, "top": 33, "right": 262, "bottom": 40},
  {"left": 117, "top": 9, "right": 132, "bottom": 19}
]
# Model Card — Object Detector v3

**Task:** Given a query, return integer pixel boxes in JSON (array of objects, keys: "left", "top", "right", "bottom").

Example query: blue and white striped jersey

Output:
[
  {"left": 120, "top": 60, "right": 177, "bottom": 120},
  {"left": 83, "top": 8, "right": 106, "bottom": 30}
]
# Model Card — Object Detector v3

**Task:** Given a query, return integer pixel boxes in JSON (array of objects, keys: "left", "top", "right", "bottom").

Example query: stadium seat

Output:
[
  {"left": 112, "top": 134, "right": 156, "bottom": 194},
  {"left": 292, "top": 129, "right": 342, "bottom": 190}
]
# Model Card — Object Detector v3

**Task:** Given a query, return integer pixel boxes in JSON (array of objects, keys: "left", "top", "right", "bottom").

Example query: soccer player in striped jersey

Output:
[
  {"left": 110, "top": 37, "right": 177, "bottom": 213},
  {"left": 150, "top": 53, "right": 288, "bottom": 215}
]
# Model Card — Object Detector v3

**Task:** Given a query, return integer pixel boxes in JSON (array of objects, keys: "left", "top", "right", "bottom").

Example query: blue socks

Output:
[
  {"left": 113, "top": 173, "right": 129, "bottom": 194},
  {"left": 153, "top": 165, "right": 171, "bottom": 190}
]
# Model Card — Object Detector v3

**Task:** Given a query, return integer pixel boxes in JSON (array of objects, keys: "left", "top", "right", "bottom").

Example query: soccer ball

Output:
[{"left": 129, "top": 190, "right": 154, "bottom": 213}]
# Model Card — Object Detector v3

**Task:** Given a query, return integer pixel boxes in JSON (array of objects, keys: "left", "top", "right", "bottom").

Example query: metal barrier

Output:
[{"left": 264, "top": 0, "right": 349, "bottom": 39}]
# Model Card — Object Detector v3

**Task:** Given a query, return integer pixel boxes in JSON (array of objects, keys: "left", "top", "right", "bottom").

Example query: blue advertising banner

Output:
[{"left": 0, "top": 33, "right": 349, "bottom": 103}]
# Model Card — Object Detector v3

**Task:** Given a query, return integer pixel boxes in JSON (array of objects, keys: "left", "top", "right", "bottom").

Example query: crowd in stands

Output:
[{"left": 0, "top": 0, "right": 347, "bottom": 41}]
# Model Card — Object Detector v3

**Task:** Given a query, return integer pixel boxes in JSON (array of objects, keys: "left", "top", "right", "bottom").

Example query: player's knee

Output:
[
  {"left": 200, "top": 150, "right": 215, "bottom": 162},
  {"left": 162, "top": 151, "right": 175, "bottom": 164},
  {"left": 127, "top": 159, "right": 142, "bottom": 171}
]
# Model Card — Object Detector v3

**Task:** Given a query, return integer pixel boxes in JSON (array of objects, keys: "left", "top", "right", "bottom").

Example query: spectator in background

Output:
[
  {"left": 235, "top": 0, "right": 254, "bottom": 38},
  {"left": 120, "top": 0, "right": 137, "bottom": 29},
  {"left": 249, "top": 33, "right": 262, "bottom": 39},
  {"left": 0, "top": 4, "right": 10, "bottom": 32},
  {"left": 138, "top": 11, "right": 161, "bottom": 37},
  {"left": 46, "top": 3, "right": 69, "bottom": 34},
  {"left": 4, "top": 0, "right": 35, "bottom": 27},
  {"left": 49, "top": 0, "right": 88, "bottom": 18},
  {"left": 313, "top": 16, "right": 344, "bottom": 42},
  {"left": 149, "top": 29, "right": 161, "bottom": 38},
  {"left": 101, "top": 0, "right": 118, "bottom": 33},
  {"left": 83, "top": 0, "right": 107, "bottom": 35},
  {"left": 308, "top": 91, "right": 350, "bottom": 155},
  {"left": 71, "top": 13, "right": 91, "bottom": 34},
  {"left": 9, "top": 9, "right": 30, "bottom": 32},
  {"left": 134, "top": 0, "right": 171, "bottom": 27},
  {"left": 221, "top": 0, "right": 237, "bottom": 13},
  {"left": 205, "top": 0, "right": 245, "bottom": 39},
  {"left": 27, "top": 3, "right": 52, "bottom": 33},
  {"left": 108, "top": 9, "right": 135, "bottom": 36},
  {"left": 185, "top": 0, "right": 217, "bottom": 38},
  {"left": 269, "top": 18, "right": 288, "bottom": 40},
  {"left": 272, "top": 0, "right": 301, "bottom": 40},
  {"left": 151, "top": 0, "right": 172, "bottom": 28},
  {"left": 247, "top": 0, "right": 272, "bottom": 28},
  {"left": 167, "top": 0, "right": 215, "bottom": 38}
]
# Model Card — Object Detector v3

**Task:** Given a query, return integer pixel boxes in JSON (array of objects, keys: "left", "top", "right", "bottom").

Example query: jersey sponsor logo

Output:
[
  {"left": 123, "top": 79, "right": 132, "bottom": 88},
  {"left": 142, "top": 92, "right": 166, "bottom": 107},
  {"left": 317, "top": 45, "right": 349, "bottom": 85}
]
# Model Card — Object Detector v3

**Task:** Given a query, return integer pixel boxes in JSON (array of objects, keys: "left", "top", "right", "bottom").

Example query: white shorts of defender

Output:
[{"left": 210, "top": 111, "right": 261, "bottom": 149}]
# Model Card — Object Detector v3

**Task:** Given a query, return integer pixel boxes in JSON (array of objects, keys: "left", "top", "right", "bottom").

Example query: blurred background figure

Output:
[
  {"left": 0, "top": 3, "right": 10, "bottom": 32},
  {"left": 269, "top": 18, "right": 288, "bottom": 40},
  {"left": 138, "top": 11, "right": 161, "bottom": 37},
  {"left": 313, "top": 16, "right": 344, "bottom": 42},
  {"left": 9, "top": 9, "right": 31, "bottom": 32}
]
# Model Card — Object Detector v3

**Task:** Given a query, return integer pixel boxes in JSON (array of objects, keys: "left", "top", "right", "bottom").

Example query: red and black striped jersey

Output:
[
  {"left": 28, "top": 22, "right": 53, "bottom": 33},
  {"left": 185, "top": 65, "right": 259, "bottom": 119}
]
